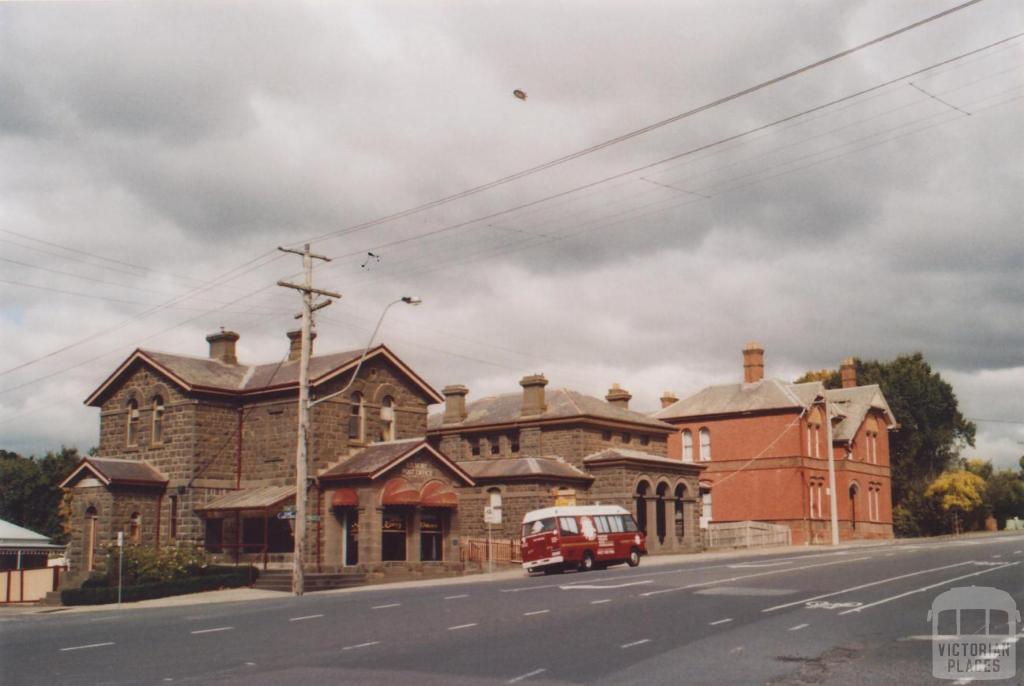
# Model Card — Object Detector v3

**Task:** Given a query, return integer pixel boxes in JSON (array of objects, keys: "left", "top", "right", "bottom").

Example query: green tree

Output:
[
  {"left": 983, "top": 469, "right": 1024, "bottom": 528},
  {"left": 925, "top": 470, "right": 986, "bottom": 534},
  {"left": 0, "top": 446, "right": 81, "bottom": 543}
]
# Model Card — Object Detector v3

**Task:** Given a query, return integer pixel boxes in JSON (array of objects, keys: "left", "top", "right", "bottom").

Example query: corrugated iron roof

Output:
[{"left": 196, "top": 485, "right": 296, "bottom": 512}]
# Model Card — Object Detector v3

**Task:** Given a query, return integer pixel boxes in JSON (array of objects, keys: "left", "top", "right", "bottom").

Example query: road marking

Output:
[
  {"left": 507, "top": 668, "right": 546, "bottom": 683},
  {"left": 448, "top": 623, "right": 478, "bottom": 631},
  {"left": 804, "top": 601, "right": 861, "bottom": 610},
  {"left": 559, "top": 580, "right": 652, "bottom": 590},
  {"left": 191, "top": 627, "right": 232, "bottom": 634},
  {"left": 590, "top": 599, "right": 612, "bottom": 605},
  {"left": 710, "top": 618, "right": 733, "bottom": 626},
  {"left": 953, "top": 679, "right": 973, "bottom": 685},
  {"left": 840, "top": 562, "right": 1020, "bottom": 615},
  {"left": 289, "top": 614, "right": 323, "bottom": 622},
  {"left": 641, "top": 556, "right": 871, "bottom": 597},
  {"left": 60, "top": 642, "right": 114, "bottom": 652},
  {"left": 524, "top": 609, "right": 550, "bottom": 616},
  {"left": 728, "top": 561, "right": 792, "bottom": 569},
  {"left": 502, "top": 583, "right": 561, "bottom": 593},
  {"left": 992, "top": 554, "right": 1002, "bottom": 558},
  {"left": 621, "top": 638, "right": 651, "bottom": 648},
  {"left": 1015, "top": 550, "right": 1022, "bottom": 555},
  {"left": 372, "top": 603, "right": 401, "bottom": 609},
  {"left": 762, "top": 561, "right": 974, "bottom": 612},
  {"left": 444, "top": 594, "right": 469, "bottom": 600},
  {"left": 788, "top": 623, "right": 810, "bottom": 631},
  {"left": 342, "top": 641, "right": 380, "bottom": 650}
]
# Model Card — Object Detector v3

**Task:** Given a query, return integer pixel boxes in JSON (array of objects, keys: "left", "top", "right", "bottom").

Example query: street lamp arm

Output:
[{"left": 308, "top": 297, "right": 419, "bottom": 408}]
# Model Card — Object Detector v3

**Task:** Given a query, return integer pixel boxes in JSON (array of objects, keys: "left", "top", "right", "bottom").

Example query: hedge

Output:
[{"left": 62, "top": 566, "right": 258, "bottom": 606}]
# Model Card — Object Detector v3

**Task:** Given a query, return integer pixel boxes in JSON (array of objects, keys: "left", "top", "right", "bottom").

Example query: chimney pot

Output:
[
  {"left": 442, "top": 384, "right": 469, "bottom": 423},
  {"left": 519, "top": 373, "right": 548, "bottom": 417},
  {"left": 605, "top": 384, "right": 632, "bottom": 409},
  {"left": 660, "top": 391, "right": 679, "bottom": 409},
  {"left": 287, "top": 329, "right": 316, "bottom": 362},
  {"left": 742, "top": 341, "right": 765, "bottom": 384},
  {"left": 206, "top": 330, "right": 240, "bottom": 365},
  {"left": 840, "top": 357, "right": 857, "bottom": 388}
]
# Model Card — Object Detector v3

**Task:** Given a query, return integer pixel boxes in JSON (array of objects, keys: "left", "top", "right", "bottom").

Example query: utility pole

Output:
[
  {"left": 824, "top": 394, "right": 840, "bottom": 546},
  {"left": 277, "top": 244, "right": 341, "bottom": 596}
]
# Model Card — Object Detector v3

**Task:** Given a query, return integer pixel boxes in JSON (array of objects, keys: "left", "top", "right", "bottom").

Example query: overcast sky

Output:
[{"left": 1, "top": 1, "right": 1021, "bottom": 468}]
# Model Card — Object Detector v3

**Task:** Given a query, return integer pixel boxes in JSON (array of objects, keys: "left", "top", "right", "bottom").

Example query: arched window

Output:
[
  {"left": 674, "top": 483, "right": 687, "bottom": 538},
  {"left": 379, "top": 396, "right": 395, "bottom": 442},
  {"left": 682, "top": 430, "right": 694, "bottom": 462},
  {"left": 488, "top": 488, "right": 502, "bottom": 516},
  {"left": 85, "top": 506, "right": 98, "bottom": 571},
  {"left": 151, "top": 395, "right": 165, "bottom": 445},
  {"left": 698, "top": 428, "right": 711, "bottom": 461},
  {"left": 126, "top": 398, "right": 140, "bottom": 447},
  {"left": 849, "top": 481, "right": 860, "bottom": 529},
  {"left": 807, "top": 407, "right": 823, "bottom": 458},
  {"left": 634, "top": 481, "right": 650, "bottom": 534},
  {"left": 699, "top": 485, "right": 712, "bottom": 528},
  {"left": 129, "top": 512, "right": 141, "bottom": 544},
  {"left": 348, "top": 392, "right": 365, "bottom": 442}
]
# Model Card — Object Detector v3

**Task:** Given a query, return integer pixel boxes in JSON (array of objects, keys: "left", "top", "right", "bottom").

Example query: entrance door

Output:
[
  {"left": 345, "top": 512, "right": 359, "bottom": 566},
  {"left": 420, "top": 511, "right": 444, "bottom": 562}
]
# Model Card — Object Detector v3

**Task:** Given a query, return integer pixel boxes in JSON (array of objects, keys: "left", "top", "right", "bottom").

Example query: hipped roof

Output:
[
  {"left": 458, "top": 457, "right": 593, "bottom": 482},
  {"left": 0, "top": 519, "right": 62, "bottom": 550},
  {"left": 655, "top": 379, "right": 825, "bottom": 420}
]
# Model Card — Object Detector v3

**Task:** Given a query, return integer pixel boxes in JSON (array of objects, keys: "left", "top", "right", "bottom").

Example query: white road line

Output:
[
  {"left": 342, "top": 641, "right": 380, "bottom": 650},
  {"left": 840, "top": 562, "right": 1021, "bottom": 615},
  {"left": 560, "top": 580, "right": 653, "bottom": 590},
  {"left": 448, "top": 623, "right": 478, "bottom": 631},
  {"left": 621, "top": 638, "right": 651, "bottom": 648},
  {"left": 60, "top": 642, "right": 114, "bottom": 652},
  {"left": 788, "top": 623, "right": 810, "bottom": 631},
  {"left": 590, "top": 599, "right": 612, "bottom": 605},
  {"left": 992, "top": 554, "right": 1002, "bottom": 558},
  {"left": 507, "top": 668, "right": 546, "bottom": 683},
  {"left": 1015, "top": 550, "right": 1022, "bottom": 555},
  {"left": 641, "top": 556, "right": 872, "bottom": 597},
  {"left": 444, "top": 594, "right": 469, "bottom": 600},
  {"left": 191, "top": 627, "right": 232, "bottom": 634},
  {"left": 372, "top": 603, "right": 401, "bottom": 609},
  {"left": 524, "top": 609, "right": 550, "bottom": 616},
  {"left": 710, "top": 618, "right": 733, "bottom": 626},
  {"left": 762, "top": 561, "right": 974, "bottom": 612},
  {"left": 289, "top": 614, "right": 323, "bottom": 622}
]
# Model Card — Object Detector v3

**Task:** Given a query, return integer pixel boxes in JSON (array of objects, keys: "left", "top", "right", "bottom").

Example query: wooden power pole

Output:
[{"left": 277, "top": 244, "right": 340, "bottom": 596}]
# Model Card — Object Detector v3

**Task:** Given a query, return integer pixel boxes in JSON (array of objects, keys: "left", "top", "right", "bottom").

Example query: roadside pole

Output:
[
  {"left": 825, "top": 395, "right": 840, "bottom": 546},
  {"left": 278, "top": 244, "right": 340, "bottom": 596}
]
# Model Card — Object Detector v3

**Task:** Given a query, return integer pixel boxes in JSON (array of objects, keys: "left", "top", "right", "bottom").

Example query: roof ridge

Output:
[{"left": 562, "top": 388, "right": 584, "bottom": 414}]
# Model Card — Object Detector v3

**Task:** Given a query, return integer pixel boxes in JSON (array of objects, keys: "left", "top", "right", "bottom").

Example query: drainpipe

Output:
[{"left": 236, "top": 408, "right": 244, "bottom": 490}]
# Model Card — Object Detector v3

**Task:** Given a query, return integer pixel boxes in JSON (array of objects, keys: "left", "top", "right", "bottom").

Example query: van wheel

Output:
[
  {"left": 627, "top": 548, "right": 641, "bottom": 567},
  {"left": 580, "top": 551, "right": 595, "bottom": 572}
]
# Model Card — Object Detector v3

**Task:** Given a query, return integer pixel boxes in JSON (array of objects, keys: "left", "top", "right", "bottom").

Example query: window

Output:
[
  {"left": 85, "top": 506, "right": 98, "bottom": 571},
  {"left": 682, "top": 430, "right": 694, "bottom": 462},
  {"left": 594, "top": 516, "right": 610, "bottom": 534},
  {"left": 348, "top": 392, "right": 365, "bottom": 442},
  {"left": 621, "top": 515, "right": 638, "bottom": 532},
  {"left": 242, "top": 517, "right": 293, "bottom": 553},
  {"left": 420, "top": 512, "right": 444, "bottom": 562},
  {"left": 700, "top": 488, "right": 712, "bottom": 528},
  {"left": 128, "top": 512, "right": 141, "bottom": 544},
  {"left": 169, "top": 495, "right": 178, "bottom": 539},
  {"left": 807, "top": 408, "right": 823, "bottom": 458},
  {"left": 510, "top": 432, "right": 520, "bottom": 454},
  {"left": 558, "top": 517, "right": 579, "bottom": 535},
  {"left": 698, "top": 428, "right": 711, "bottom": 461},
  {"left": 523, "top": 518, "right": 557, "bottom": 537},
  {"left": 490, "top": 436, "right": 500, "bottom": 456},
  {"left": 126, "top": 398, "right": 140, "bottom": 447},
  {"left": 151, "top": 396, "right": 164, "bottom": 444},
  {"left": 601, "top": 430, "right": 612, "bottom": 442},
  {"left": 488, "top": 488, "right": 502, "bottom": 514},
  {"left": 204, "top": 518, "right": 224, "bottom": 553},
  {"left": 382, "top": 509, "right": 407, "bottom": 561},
  {"left": 621, "top": 432, "right": 631, "bottom": 444},
  {"left": 380, "top": 396, "right": 395, "bottom": 441},
  {"left": 608, "top": 514, "right": 624, "bottom": 532},
  {"left": 472, "top": 438, "right": 481, "bottom": 457},
  {"left": 640, "top": 435, "right": 650, "bottom": 446}
]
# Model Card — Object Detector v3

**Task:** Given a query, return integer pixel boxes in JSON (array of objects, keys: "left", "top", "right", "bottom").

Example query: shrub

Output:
[
  {"left": 61, "top": 566, "right": 257, "bottom": 606},
  {"left": 96, "top": 544, "right": 209, "bottom": 586}
]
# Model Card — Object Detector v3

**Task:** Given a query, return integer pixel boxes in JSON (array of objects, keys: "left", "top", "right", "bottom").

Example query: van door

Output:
[{"left": 523, "top": 518, "right": 559, "bottom": 563}]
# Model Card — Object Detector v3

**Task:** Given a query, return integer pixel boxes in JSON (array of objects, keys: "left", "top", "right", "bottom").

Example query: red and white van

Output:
[{"left": 520, "top": 505, "right": 646, "bottom": 574}]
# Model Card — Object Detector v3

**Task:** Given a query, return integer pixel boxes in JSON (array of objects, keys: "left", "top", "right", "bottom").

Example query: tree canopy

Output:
[{"left": 0, "top": 446, "right": 81, "bottom": 543}]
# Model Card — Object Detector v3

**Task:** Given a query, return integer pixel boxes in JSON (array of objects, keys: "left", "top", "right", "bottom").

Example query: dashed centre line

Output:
[
  {"left": 448, "top": 623, "right": 478, "bottom": 631},
  {"left": 789, "top": 623, "right": 810, "bottom": 631},
  {"left": 524, "top": 609, "right": 550, "bottom": 616},
  {"left": 342, "top": 641, "right": 380, "bottom": 651},
  {"left": 444, "top": 594, "right": 469, "bottom": 600},
  {"left": 710, "top": 618, "right": 733, "bottom": 626},
  {"left": 507, "top": 668, "right": 547, "bottom": 683},
  {"left": 621, "top": 638, "right": 652, "bottom": 648},
  {"left": 289, "top": 614, "right": 323, "bottom": 622},
  {"left": 191, "top": 627, "right": 233, "bottom": 635},
  {"left": 60, "top": 642, "right": 114, "bottom": 652},
  {"left": 372, "top": 603, "right": 401, "bottom": 610},
  {"left": 590, "top": 599, "right": 612, "bottom": 605}
]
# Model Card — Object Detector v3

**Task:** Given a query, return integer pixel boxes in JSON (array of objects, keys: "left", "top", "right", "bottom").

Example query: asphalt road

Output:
[{"left": 2, "top": 534, "right": 1023, "bottom": 686}]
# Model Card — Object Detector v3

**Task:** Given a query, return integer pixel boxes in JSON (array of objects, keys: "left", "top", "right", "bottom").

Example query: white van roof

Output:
[{"left": 522, "top": 505, "right": 630, "bottom": 524}]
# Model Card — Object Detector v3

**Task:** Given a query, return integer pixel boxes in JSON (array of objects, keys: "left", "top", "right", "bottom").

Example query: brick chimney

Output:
[
  {"left": 605, "top": 383, "right": 632, "bottom": 410},
  {"left": 520, "top": 373, "right": 548, "bottom": 417},
  {"left": 742, "top": 341, "right": 765, "bottom": 384},
  {"left": 840, "top": 357, "right": 857, "bottom": 388},
  {"left": 442, "top": 384, "right": 469, "bottom": 423},
  {"left": 660, "top": 391, "right": 679, "bottom": 409},
  {"left": 286, "top": 329, "right": 317, "bottom": 362},
  {"left": 206, "top": 330, "right": 240, "bottom": 365}
]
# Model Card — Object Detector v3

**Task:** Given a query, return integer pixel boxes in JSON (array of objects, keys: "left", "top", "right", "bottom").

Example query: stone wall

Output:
[{"left": 457, "top": 481, "right": 591, "bottom": 540}]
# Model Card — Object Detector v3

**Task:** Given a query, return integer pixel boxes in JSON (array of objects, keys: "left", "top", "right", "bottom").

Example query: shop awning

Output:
[
  {"left": 420, "top": 480, "right": 458, "bottom": 508},
  {"left": 381, "top": 478, "right": 420, "bottom": 506},
  {"left": 330, "top": 488, "right": 359, "bottom": 508}
]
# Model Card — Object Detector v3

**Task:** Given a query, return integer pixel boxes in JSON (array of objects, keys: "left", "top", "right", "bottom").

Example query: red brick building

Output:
[{"left": 656, "top": 343, "right": 896, "bottom": 545}]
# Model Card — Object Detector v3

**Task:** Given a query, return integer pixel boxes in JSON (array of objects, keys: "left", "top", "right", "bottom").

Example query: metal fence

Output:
[
  {"left": 702, "top": 521, "right": 792, "bottom": 549},
  {"left": 460, "top": 537, "right": 522, "bottom": 564}
]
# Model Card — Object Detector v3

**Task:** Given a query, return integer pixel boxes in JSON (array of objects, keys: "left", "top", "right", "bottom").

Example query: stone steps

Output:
[{"left": 253, "top": 570, "right": 367, "bottom": 593}]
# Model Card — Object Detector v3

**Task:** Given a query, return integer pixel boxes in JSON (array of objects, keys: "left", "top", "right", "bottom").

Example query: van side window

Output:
[
  {"left": 594, "top": 516, "right": 609, "bottom": 534},
  {"left": 558, "top": 517, "right": 579, "bottom": 535},
  {"left": 621, "top": 515, "right": 638, "bottom": 532},
  {"left": 608, "top": 515, "right": 624, "bottom": 533}
]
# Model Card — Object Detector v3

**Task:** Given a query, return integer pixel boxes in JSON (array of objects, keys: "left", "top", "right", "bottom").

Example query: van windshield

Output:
[{"left": 523, "top": 518, "right": 557, "bottom": 538}]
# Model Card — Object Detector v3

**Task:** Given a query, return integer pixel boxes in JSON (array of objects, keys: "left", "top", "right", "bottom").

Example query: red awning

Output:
[
  {"left": 420, "top": 480, "right": 458, "bottom": 508},
  {"left": 381, "top": 478, "right": 420, "bottom": 506},
  {"left": 331, "top": 488, "right": 359, "bottom": 508}
]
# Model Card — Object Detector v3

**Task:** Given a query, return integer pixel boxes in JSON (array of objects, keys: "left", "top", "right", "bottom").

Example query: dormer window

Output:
[
  {"left": 380, "top": 396, "right": 395, "bottom": 442},
  {"left": 126, "top": 398, "right": 140, "bottom": 447},
  {"left": 151, "top": 395, "right": 164, "bottom": 445},
  {"left": 348, "top": 392, "right": 365, "bottom": 442}
]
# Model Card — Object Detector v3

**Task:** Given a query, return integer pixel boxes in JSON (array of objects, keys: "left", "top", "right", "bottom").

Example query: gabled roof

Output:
[
  {"left": 319, "top": 439, "right": 475, "bottom": 485},
  {"left": 428, "top": 388, "right": 675, "bottom": 432},
  {"left": 655, "top": 379, "right": 824, "bottom": 420},
  {"left": 459, "top": 457, "right": 593, "bottom": 482},
  {"left": 0, "top": 519, "right": 62, "bottom": 549},
  {"left": 826, "top": 384, "right": 898, "bottom": 442},
  {"left": 195, "top": 485, "right": 296, "bottom": 512},
  {"left": 85, "top": 344, "right": 443, "bottom": 406},
  {"left": 583, "top": 448, "right": 705, "bottom": 472},
  {"left": 59, "top": 457, "right": 168, "bottom": 489}
]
